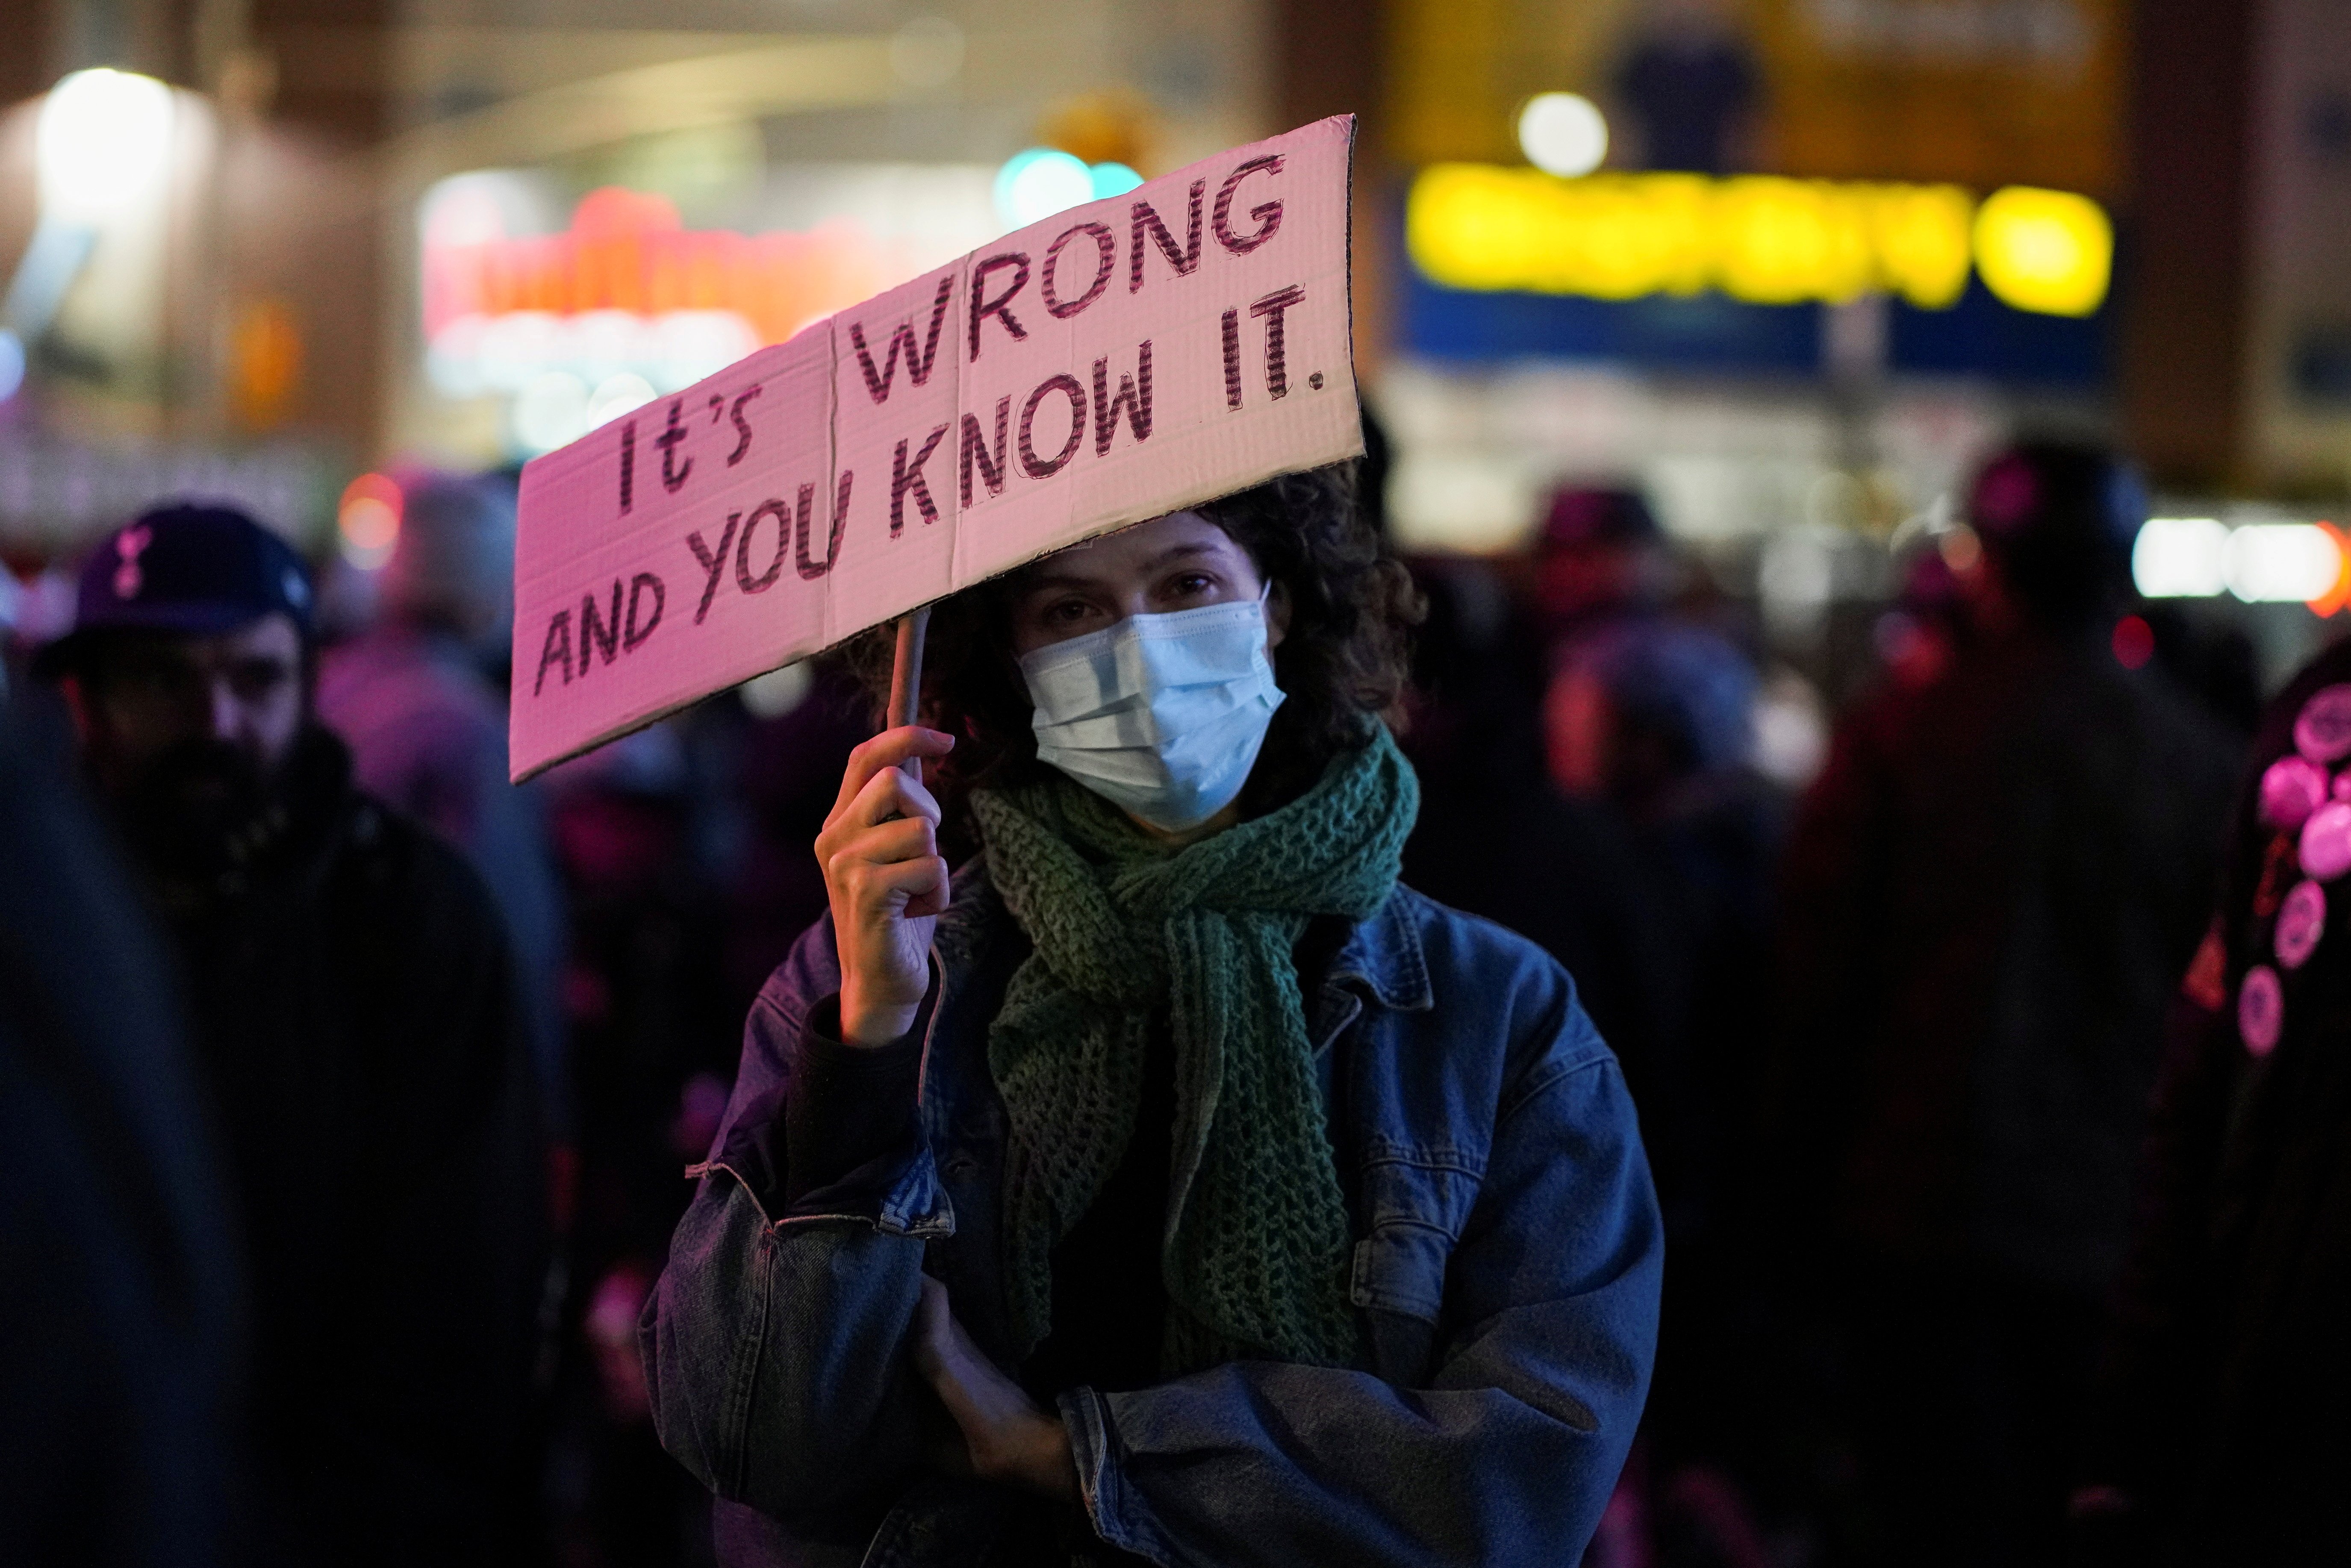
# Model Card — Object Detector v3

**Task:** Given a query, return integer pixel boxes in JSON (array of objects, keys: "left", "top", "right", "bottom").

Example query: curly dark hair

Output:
[{"left": 843, "top": 461, "right": 1422, "bottom": 821}]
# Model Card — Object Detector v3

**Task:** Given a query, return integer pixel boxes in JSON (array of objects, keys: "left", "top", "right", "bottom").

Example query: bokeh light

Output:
[
  {"left": 738, "top": 662, "right": 813, "bottom": 719},
  {"left": 1517, "top": 93, "right": 1609, "bottom": 178},
  {"left": 1089, "top": 162, "right": 1143, "bottom": 198},
  {"left": 2110, "top": 614, "right": 2154, "bottom": 669},
  {"left": 514, "top": 371, "right": 590, "bottom": 454},
  {"left": 586, "top": 372, "right": 656, "bottom": 430},
  {"left": 1973, "top": 185, "right": 2113, "bottom": 317},
  {"left": 2132, "top": 517, "right": 2229, "bottom": 597},
  {"left": 37, "top": 69, "right": 176, "bottom": 222},
  {"left": 338, "top": 474, "right": 404, "bottom": 570},
  {"left": 2224, "top": 523, "right": 2341, "bottom": 603},
  {"left": 995, "top": 149, "right": 1095, "bottom": 228}
]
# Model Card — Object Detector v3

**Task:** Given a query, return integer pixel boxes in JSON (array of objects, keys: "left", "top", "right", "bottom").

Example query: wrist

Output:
[
  {"left": 838, "top": 983, "right": 920, "bottom": 1049},
  {"left": 990, "top": 1409, "right": 1077, "bottom": 1503},
  {"left": 1033, "top": 1415, "right": 1078, "bottom": 1503}
]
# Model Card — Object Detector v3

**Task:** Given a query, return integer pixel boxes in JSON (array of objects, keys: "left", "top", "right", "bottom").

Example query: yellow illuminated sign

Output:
[
  {"left": 1972, "top": 186, "right": 2113, "bottom": 318},
  {"left": 1406, "top": 166, "right": 2106, "bottom": 318}
]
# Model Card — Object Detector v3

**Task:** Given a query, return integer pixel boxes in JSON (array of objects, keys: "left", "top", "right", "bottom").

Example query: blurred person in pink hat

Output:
[{"left": 316, "top": 471, "right": 568, "bottom": 1131}]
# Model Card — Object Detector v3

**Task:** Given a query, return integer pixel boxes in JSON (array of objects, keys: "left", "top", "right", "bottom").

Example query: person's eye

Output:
[
  {"left": 132, "top": 662, "right": 200, "bottom": 700},
  {"left": 1164, "top": 572, "right": 1217, "bottom": 600},
  {"left": 230, "top": 662, "right": 294, "bottom": 700},
  {"left": 1043, "top": 598, "right": 1096, "bottom": 626}
]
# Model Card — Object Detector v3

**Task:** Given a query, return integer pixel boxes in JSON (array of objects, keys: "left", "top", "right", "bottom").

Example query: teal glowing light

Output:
[
  {"left": 1088, "top": 162, "right": 1143, "bottom": 198},
  {"left": 994, "top": 148, "right": 1094, "bottom": 228}
]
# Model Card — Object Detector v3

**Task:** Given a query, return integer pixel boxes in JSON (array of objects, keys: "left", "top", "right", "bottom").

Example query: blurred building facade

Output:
[
  {"left": 0, "top": 0, "right": 1270, "bottom": 580},
  {"left": 1, "top": 0, "right": 2349, "bottom": 691}
]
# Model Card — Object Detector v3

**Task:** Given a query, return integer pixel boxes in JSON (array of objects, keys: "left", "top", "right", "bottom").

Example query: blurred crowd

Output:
[{"left": 6, "top": 423, "right": 2342, "bottom": 1568}]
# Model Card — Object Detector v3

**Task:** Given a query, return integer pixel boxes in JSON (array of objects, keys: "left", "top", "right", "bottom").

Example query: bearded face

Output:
[
  {"left": 67, "top": 615, "right": 307, "bottom": 880},
  {"left": 105, "top": 732, "right": 285, "bottom": 879}
]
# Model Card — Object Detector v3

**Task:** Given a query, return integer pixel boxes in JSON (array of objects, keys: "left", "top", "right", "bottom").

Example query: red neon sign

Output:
[{"left": 421, "top": 186, "right": 902, "bottom": 347}]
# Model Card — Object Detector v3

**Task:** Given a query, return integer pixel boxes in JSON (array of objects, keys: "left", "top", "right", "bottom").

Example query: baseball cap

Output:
[{"left": 34, "top": 503, "right": 315, "bottom": 677}]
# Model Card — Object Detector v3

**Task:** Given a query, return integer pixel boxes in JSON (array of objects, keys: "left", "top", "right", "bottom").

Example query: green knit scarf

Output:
[{"left": 969, "top": 724, "right": 1419, "bottom": 1377}]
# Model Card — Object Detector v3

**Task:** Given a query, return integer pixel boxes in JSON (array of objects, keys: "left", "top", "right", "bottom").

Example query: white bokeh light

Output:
[
  {"left": 2131, "top": 518, "right": 2228, "bottom": 598},
  {"left": 513, "top": 371, "right": 589, "bottom": 454},
  {"left": 38, "top": 69, "right": 177, "bottom": 222},
  {"left": 2225, "top": 524, "right": 2341, "bottom": 603},
  {"left": 1517, "top": 93, "right": 1609, "bottom": 178},
  {"left": 586, "top": 372, "right": 656, "bottom": 429}
]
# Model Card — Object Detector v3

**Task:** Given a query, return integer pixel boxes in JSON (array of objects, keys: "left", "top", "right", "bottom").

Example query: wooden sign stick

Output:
[{"left": 887, "top": 606, "right": 931, "bottom": 784}]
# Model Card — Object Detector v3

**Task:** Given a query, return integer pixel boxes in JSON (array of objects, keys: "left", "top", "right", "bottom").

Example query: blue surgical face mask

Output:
[{"left": 1016, "top": 588, "right": 1285, "bottom": 832}]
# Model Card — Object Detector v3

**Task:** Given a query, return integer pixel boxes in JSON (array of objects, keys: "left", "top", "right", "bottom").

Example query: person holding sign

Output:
[{"left": 641, "top": 466, "right": 1662, "bottom": 1566}]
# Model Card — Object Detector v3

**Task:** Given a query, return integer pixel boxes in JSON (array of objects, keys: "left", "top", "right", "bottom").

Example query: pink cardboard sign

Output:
[{"left": 508, "top": 115, "right": 1362, "bottom": 781}]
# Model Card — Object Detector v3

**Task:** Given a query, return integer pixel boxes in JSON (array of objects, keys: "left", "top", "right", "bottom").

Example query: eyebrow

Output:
[{"left": 1017, "top": 541, "right": 1228, "bottom": 595}]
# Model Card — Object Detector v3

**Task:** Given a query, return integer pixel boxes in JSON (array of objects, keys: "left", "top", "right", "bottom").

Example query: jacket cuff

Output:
[
  {"left": 753, "top": 990, "right": 951, "bottom": 1237},
  {"left": 783, "top": 995, "right": 925, "bottom": 1204},
  {"left": 1061, "top": 1387, "right": 1169, "bottom": 1565}
]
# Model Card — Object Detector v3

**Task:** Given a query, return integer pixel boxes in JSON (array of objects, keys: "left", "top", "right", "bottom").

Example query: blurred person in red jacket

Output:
[{"left": 1768, "top": 443, "right": 2241, "bottom": 1567}]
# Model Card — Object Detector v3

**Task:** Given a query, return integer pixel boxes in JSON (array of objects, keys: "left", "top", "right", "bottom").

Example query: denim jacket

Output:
[{"left": 642, "top": 862, "right": 1662, "bottom": 1567}]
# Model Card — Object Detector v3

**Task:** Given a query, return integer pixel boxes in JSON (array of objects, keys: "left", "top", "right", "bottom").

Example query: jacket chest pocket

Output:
[{"left": 1349, "top": 1145, "right": 1485, "bottom": 1378}]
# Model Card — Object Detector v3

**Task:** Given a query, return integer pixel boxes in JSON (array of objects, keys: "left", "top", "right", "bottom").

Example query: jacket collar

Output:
[{"left": 1326, "top": 886, "right": 1433, "bottom": 1013}]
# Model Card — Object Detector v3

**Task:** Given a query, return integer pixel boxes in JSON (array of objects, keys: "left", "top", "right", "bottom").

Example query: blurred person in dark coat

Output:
[
  {"left": 1770, "top": 444, "right": 2240, "bottom": 1567},
  {"left": 316, "top": 471, "right": 567, "bottom": 1130},
  {"left": 1548, "top": 618, "right": 1779, "bottom": 1245},
  {"left": 725, "top": 660, "right": 880, "bottom": 1005},
  {"left": 0, "top": 698, "right": 244, "bottom": 1568},
  {"left": 1402, "top": 484, "right": 1687, "bottom": 1084},
  {"left": 536, "top": 718, "right": 742, "bottom": 1568},
  {"left": 37, "top": 504, "right": 548, "bottom": 1568},
  {"left": 2071, "top": 635, "right": 2351, "bottom": 1566},
  {"left": 1547, "top": 617, "right": 1785, "bottom": 1567}
]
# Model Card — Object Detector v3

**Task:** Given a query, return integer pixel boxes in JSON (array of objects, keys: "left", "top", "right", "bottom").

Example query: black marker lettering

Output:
[
  {"left": 1129, "top": 179, "right": 1205, "bottom": 291},
  {"left": 727, "top": 385, "right": 762, "bottom": 465},
  {"left": 851, "top": 273, "right": 956, "bottom": 402},
  {"left": 1213, "top": 156, "right": 1285, "bottom": 254},
  {"left": 795, "top": 470, "right": 855, "bottom": 580},
  {"left": 967, "top": 253, "right": 1031, "bottom": 361},
  {"left": 1222, "top": 309, "right": 1243, "bottom": 409},
  {"left": 1093, "top": 341, "right": 1154, "bottom": 455},
  {"left": 1019, "top": 374, "right": 1087, "bottom": 480},
  {"left": 533, "top": 610, "right": 572, "bottom": 695},
  {"left": 656, "top": 399, "right": 693, "bottom": 493},
  {"left": 624, "top": 573, "right": 665, "bottom": 650},
  {"left": 686, "top": 515, "right": 740, "bottom": 624},
  {"left": 1250, "top": 285, "right": 1305, "bottom": 400},
  {"left": 892, "top": 425, "right": 948, "bottom": 535},
  {"left": 960, "top": 396, "right": 1011, "bottom": 506},
  {"left": 580, "top": 580, "right": 623, "bottom": 671},
  {"left": 1042, "top": 223, "right": 1116, "bottom": 319},
  {"left": 735, "top": 500, "right": 790, "bottom": 594}
]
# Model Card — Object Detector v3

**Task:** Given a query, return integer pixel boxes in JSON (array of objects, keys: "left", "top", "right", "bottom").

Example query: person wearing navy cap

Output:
[{"left": 38, "top": 502, "right": 548, "bottom": 1567}]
